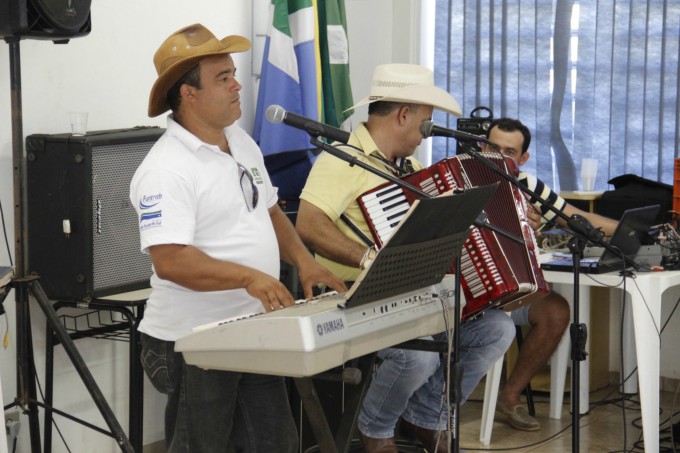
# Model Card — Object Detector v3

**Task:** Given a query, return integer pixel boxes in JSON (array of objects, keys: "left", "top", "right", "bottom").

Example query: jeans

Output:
[
  {"left": 140, "top": 333, "right": 298, "bottom": 453},
  {"left": 358, "top": 309, "right": 515, "bottom": 437}
]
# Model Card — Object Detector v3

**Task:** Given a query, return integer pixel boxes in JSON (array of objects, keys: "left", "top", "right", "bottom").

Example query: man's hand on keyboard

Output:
[
  {"left": 296, "top": 255, "right": 347, "bottom": 300},
  {"left": 244, "top": 270, "right": 295, "bottom": 312}
]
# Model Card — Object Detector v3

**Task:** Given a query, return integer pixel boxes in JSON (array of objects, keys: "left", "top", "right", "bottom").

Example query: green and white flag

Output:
[{"left": 318, "top": 0, "right": 353, "bottom": 127}]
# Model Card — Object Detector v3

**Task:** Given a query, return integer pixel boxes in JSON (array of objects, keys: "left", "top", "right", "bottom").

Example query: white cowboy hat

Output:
[{"left": 347, "top": 63, "right": 461, "bottom": 116}]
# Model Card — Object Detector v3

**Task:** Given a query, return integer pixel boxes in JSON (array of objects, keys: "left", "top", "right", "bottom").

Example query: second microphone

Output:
[{"left": 265, "top": 105, "right": 350, "bottom": 144}]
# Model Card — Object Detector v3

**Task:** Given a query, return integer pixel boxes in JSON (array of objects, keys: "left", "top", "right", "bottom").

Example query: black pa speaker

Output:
[
  {"left": 26, "top": 127, "right": 164, "bottom": 302},
  {"left": 0, "top": 0, "right": 92, "bottom": 41}
]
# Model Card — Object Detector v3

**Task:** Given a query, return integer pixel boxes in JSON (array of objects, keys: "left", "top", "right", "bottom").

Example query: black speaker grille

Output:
[
  {"left": 91, "top": 142, "right": 152, "bottom": 292},
  {"left": 27, "top": 127, "right": 163, "bottom": 301}
]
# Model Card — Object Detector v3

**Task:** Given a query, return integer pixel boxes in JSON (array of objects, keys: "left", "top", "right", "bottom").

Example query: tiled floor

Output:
[
  {"left": 455, "top": 382, "right": 679, "bottom": 452},
  {"left": 146, "top": 378, "right": 680, "bottom": 453}
]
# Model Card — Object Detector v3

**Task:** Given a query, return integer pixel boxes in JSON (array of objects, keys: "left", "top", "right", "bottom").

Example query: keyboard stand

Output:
[
  {"left": 294, "top": 340, "right": 454, "bottom": 453},
  {"left": 293, "top": 354, "right": 376, "bottom": 453}
]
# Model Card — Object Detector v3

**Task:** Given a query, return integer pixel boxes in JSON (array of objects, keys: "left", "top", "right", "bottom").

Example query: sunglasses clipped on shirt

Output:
[{"left": 236, "top": 162, "right": 259, "bottom": 212}]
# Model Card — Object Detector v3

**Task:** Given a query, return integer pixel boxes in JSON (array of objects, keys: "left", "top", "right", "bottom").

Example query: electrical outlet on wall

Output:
[
  {"left": 4, "top": 410, "right": 19, "bottom": 424},
  {"left": 5, "top": 410, "right": 21, "bottom": 438}
]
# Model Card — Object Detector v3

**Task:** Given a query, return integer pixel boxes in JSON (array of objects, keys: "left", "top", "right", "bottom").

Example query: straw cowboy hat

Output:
[
  {"left": 148, "top": 23, "right": 251, "bottom": 117},
  {"left": 348, "top": 63, "right": 461, "bottom": 116}
]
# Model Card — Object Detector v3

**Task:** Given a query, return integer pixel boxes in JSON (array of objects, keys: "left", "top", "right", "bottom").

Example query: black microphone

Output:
[
  {"left": 265, "top": 105, "right": 350, "bottom": 144},
  {"left": 419, "top": 121, "right": 488, "bottom": 144}
]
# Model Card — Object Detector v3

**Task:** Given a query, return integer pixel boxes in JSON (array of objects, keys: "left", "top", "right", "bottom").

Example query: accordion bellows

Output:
[{"left": 358, "top": 153, "right": 549, "bottom": 320}]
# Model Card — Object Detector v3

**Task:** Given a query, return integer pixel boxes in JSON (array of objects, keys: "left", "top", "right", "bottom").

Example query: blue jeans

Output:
[
  {"left": 140, "top": 333, "right": 298, "bottom": 453},
  {"left": 358, "top": 309, "right": 515, "bottom": 437}
]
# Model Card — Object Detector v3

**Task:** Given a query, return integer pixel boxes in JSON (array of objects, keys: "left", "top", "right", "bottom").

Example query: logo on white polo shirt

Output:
[
  {"left": 139, "top": 193, "right": 163, "bottom": 230},
  {"left": 250, "top": 167, "right": 264, "bottom": 185},
  {"left": 140, "top": 193, "right": 163, "bottom": 209}
]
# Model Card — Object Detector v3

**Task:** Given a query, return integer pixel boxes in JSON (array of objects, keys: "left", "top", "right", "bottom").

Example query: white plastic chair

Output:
[{"left": 478, "top": 285, "right": 578, "bottom": 445}]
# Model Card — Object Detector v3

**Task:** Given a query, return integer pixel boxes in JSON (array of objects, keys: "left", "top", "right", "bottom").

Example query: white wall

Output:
[{"left": 1, "top": 1, "right": 679, "bottom": 452}]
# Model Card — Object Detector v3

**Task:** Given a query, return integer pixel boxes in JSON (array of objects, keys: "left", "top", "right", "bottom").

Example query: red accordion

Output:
[{"left": 357, "top": 153, "right": 549, "bottom": 320}]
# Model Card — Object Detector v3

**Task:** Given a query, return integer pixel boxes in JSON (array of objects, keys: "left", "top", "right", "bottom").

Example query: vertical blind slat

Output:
[{"left": 433, "top": 0, "right": 680, "bottom": 189}]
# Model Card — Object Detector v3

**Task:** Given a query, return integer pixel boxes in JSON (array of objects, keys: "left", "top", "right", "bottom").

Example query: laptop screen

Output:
[
  {"left": 541, "top": 204, "right": 660, "bottom": 273},
  {"left": 599, "top": 204, "right": 660, "bottom": 267}
]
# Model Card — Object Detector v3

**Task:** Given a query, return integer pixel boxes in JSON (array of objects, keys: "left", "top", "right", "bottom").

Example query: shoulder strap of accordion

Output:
[{"left": 340, "top": 214, "right": 375, "bottom": 248}]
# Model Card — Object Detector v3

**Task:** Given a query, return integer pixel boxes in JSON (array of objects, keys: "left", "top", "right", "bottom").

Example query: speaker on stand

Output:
[
  {"left": 26, "top": 127, "right": 163, "bottom": 302},
  {"left": 0, "top": 0, "right": 92, "bottom": 42},
  {"left": 2, "top": 3, "right": 139, "bottom": 452}
]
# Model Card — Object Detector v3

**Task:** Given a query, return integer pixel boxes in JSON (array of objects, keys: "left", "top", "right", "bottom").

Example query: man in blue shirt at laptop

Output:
[{"left": 483, "top": 118, "right": 617, "bottom": 431}]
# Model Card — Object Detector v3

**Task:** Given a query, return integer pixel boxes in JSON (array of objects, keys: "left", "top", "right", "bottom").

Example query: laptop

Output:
[{"left": 540, "top": 204, "right": 660, "bottom": 274}]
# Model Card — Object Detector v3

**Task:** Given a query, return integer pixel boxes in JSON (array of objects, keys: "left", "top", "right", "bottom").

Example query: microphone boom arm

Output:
[{"left": 310, "top": 137, "right": 430, "bottom": 198}]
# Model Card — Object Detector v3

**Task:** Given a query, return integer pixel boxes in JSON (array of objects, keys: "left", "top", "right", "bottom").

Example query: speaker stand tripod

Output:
[{"left": 5, "top": 37, "right": 133, "bottom": 453}]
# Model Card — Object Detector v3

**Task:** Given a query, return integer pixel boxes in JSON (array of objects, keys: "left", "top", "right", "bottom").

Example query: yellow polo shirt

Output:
[{"left": 299, "top": 123, "right": 423, "bottom": 281}]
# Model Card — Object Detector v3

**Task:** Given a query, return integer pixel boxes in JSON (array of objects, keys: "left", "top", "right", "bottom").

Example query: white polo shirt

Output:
[{"left": 130, "top": 117, "right": 280, "bottom": 341}]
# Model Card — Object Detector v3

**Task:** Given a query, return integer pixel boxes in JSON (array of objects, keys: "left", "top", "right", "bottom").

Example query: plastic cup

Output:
[
  {"left": 69, "top": 112, "right": 88, "bottom": 136},
  {"left": 580, "top": 158, "right": 598, "bottom": 191}
]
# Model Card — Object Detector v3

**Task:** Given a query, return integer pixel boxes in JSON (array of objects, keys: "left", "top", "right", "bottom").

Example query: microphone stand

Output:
[
  {"left": 451, "top": 256, "right": 463, "bottom": 453},
  {"left": 454, "top": 139, "right": 639, "bottom": 453},
  {"left": 309, "top": 136, "right": 525, "bottom": 453}
]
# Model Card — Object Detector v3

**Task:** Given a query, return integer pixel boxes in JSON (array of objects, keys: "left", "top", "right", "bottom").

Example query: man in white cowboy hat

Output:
[
  {"left": 296, "top": 63, "right": 516, "bottom": 452},
  {"left": 130, "top": 23, "right": 345, "bottom": 452}
]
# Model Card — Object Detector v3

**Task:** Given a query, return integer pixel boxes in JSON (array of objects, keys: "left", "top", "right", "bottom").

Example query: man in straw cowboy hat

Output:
[
  {"left": 130, "top": 23, "right": 345, "bottom": 452},
  {"left": 296, "top": 63, "right": 515, "bottom": 452}
]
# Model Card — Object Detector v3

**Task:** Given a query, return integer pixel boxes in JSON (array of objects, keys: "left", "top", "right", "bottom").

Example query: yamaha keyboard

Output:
[
  {"left": 176, "top": 188, "right": 495, "bottom": 378},
  {"left": 176, "top": 281, "right": 459, "bottom": 377}
]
